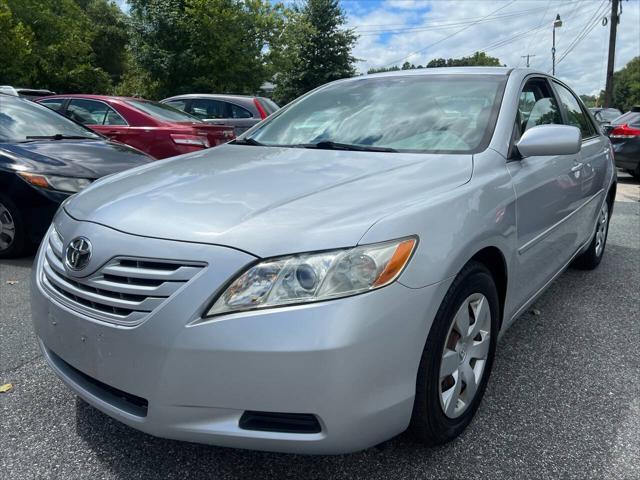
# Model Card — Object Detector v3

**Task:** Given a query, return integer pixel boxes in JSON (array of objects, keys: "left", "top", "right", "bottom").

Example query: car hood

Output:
[
  {"left": 66, "top": 144, "right": 472, "bottom": 257},
  {"left": 0, "top": 139, "right": 151, "bottom": 178}
]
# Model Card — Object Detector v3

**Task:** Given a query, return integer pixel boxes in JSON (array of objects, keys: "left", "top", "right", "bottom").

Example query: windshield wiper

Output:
[
  {"left": 233, "top": 137, "right": 264, "bottom": 146},
  {"left": 296, "top": 141, "right": 398, "bottom": 153},
  {"left": 24, "top": 134, "right": 97, "bottom": 141}
]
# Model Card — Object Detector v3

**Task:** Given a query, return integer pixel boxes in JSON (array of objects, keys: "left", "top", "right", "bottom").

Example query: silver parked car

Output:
[
  {"left": 32, "top": 68, "right": 615, "bottom": 454},
  {"left": 161, "top": 94, "right": 279, "bottom": 135}
]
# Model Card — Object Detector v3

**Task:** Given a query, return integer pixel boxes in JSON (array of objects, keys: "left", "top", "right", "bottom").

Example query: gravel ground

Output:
[{"left": 1, "top": 174, "right": 638, "bottom": 480}]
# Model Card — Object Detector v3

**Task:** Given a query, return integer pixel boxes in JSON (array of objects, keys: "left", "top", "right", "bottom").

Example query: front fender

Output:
[{"left": 359, "top": 151, "right": 517, "bottom": 289}]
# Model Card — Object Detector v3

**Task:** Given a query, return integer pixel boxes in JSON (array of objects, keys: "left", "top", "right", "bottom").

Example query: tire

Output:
[
  {"left": 573, "top": 197, "right": 610, "bottom": 270},
  {"left": 0, "top": 193, "right": 26, "bottom": 259},
  {"left": 410, "top": 261, "right": 499, "bottom": 446},
  {"left": 626, "top": 167, "right": 640, "bottom": 180}
]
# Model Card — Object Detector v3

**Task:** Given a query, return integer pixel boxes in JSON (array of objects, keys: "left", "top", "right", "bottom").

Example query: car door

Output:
[
  {"left": 551, "top": 81, "right": 610, "bottom": 247},
  {"left": 507, "top": 76, "right": 584, "bottom": 310},
  {"left": 66, "top": 99, "right": 131, "bottom": 144}
]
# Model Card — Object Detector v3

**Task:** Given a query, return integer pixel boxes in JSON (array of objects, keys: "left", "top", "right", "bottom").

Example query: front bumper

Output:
[{"left": 31, "top": 213, "right": 448, "bottom": 454}]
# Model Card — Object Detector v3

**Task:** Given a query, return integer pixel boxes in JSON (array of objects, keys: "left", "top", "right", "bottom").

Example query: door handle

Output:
[{"left": 571, "top": 162, "right": 583, "bottom": 172}]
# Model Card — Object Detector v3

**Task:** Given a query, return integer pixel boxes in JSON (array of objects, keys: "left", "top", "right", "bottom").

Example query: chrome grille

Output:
[{"left": 41, "top": 229, "right": 205, "bottom": 326}]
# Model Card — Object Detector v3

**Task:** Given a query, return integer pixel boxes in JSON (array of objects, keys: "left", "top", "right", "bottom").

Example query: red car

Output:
[{"left": 36, "top": 95, "right": 235, "bottom": 159}]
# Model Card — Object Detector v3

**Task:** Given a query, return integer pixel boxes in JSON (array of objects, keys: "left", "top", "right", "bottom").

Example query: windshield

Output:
[
  {"left": 126, "top": 99, "right": 201, "bottom": 123},
  {"left": 0, "top": 95, "right": 101, "bottom": 142},
  {"left": 597, "top": 109, "right": 622, "bottom": 122},
  {"left": 247, "top": 74, "right": 506, "bottom": 153}
]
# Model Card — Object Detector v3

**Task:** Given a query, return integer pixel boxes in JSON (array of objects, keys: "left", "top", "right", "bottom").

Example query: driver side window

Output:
[{"left": 515, "top": 78, "right": 562, "bottom": 141}]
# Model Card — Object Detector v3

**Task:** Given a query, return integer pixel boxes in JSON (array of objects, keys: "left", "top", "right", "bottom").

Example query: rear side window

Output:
[
  {"left": 67, "top": 99, "right": 127, "bottom": 126},
  {"left": 190, "top": 99, "right": 227, "bottom": 119},
  {"left": 164, "top": 99, "right": 188, "bottom": 111},
  {"left": 38, "top": 99, "right": 64, "bottom": 112},
  {"left": 553, "top": 82, "right": 595, "bottom": 138},
  {"left": 229, "top": 103, "right": 252, "bottom": 119},
  {"left": 516, "top": 78, "right": 562, "bottom": 138}
]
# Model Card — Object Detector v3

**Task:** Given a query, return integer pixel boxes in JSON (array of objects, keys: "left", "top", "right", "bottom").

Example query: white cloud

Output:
[{"left": 348, "top": 0, "right": 640, "bottom": 95}]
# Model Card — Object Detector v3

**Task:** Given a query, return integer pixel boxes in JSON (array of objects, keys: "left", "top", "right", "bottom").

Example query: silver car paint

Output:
[{"left": 31, "top": 67, "right": 615, "bottom": 454}]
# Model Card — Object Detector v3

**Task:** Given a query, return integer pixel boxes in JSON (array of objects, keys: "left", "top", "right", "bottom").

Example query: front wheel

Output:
[
  {"left": 573, "top": 197, "right": 610, "bottom": 270},
  {"left": 0, "top": 194, "right": 26, "bottom": 259},
  {"left": 410, "top": 261, "right": 499, "bottom": 446}
]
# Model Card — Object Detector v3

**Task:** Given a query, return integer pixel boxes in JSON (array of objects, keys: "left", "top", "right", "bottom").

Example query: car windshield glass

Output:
[
  {"left": 247, "top": 75, "right": 506, "bottom": 153},
  {"left": 126, "top": 99, "right": 201, "bottom": 122},
  {"left": 599, "top": 109, "right": 622, "bottom": 122},
  {"left": 0, "top": 96, "right": 101, "bottom": 142}
]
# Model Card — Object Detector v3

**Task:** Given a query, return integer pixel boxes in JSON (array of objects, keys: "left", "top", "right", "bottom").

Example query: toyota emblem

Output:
[{"left": 65, "top": 237, "right": 92, "bottom": 271}]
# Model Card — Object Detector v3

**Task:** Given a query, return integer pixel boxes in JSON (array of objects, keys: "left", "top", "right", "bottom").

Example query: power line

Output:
[
  {"left": 372, "top": 0, "right": 516, "bottom": 68},
  {"left": 554, "top": 0, "right": 608, "bottom": 68},
  {"left": 356, "top": 7, "right": 545, "bottom": 35},
  {"left": 458, "top": 4, "right": 599, "bottom": 61}
]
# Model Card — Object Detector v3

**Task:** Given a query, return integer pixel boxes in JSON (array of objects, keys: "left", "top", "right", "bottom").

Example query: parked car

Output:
[
  {"left": 589, "top": 107, "right": 622, "bottom": 127},
  {"left": 605, "top": 107, "right": 640, "bottom": 179},
  {"left": 0, "top": 94, "right": 152, "bottom": 257},
  {"left": 36, "top": 95, "right": 235, "bottom": 159},
  {"left": 161, "top": 94, "right": 279, "bottom": 135},
  {"left": 0, "top": 86, "right": 56, "bottom": 100},
  {"left": 32, "top": 68, "right": 615, "bottom": 454}
]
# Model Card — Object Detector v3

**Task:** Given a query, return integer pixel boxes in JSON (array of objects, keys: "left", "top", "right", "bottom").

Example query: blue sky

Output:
[{"left": 116, "top": 0, "right": 640, "bottom": 95}]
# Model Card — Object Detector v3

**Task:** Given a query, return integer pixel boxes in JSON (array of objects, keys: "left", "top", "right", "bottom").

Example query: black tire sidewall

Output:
[
  {"left": 0, "top": 193, "right": 26, "bottom": 258},
  {"left": 411, "top": 262, "right": 500, "bottom": 445}
]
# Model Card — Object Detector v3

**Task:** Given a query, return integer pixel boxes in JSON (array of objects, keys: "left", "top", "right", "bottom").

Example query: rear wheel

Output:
[
  {"left": 410, "top": 261, "right": 499, "bottom": 445},
  {"left": 0, "top": 194, "right": 26, "bottom": 259},
  {"left": 573, "top": 197, "right": 610, "bottom": 270}
]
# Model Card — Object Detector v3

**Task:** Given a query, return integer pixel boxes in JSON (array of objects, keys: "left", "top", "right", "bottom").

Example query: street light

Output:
[{"left": 552, "top": 14, "right": 563, "bottom": 76}]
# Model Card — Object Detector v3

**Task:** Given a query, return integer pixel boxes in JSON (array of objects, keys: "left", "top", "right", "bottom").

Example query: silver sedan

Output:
[{"left": 31, "top": 67, "right": 615, "bottom": 454}]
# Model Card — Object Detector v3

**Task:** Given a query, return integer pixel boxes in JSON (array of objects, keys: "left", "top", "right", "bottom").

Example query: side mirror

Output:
[{"left": 516, "top": 124, "right": 581, "bottom": 157}]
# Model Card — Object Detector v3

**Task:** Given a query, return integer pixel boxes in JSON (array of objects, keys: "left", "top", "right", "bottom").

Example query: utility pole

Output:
[
  {"left": 552, "top": 14, "right": 563, "bottom": 76},
  {"left": 604, "top": 0, "right": 620, "bottom": 108},
  {"left": 521, "top": 54, "right": 536, "bottom": 67}
]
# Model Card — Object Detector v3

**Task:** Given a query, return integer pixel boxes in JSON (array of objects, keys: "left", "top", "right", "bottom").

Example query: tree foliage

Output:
[
  {"left": 273, "top": 0, "right": 358, "bottom": 105},
  {"left": 5, "top": 0, "right": 106, "bottom": 93},
  {"left": 0, "top": 1, "right": 35, "bottom": 86},
  {"left": 126, "top": 0, "right": 285, "bottom": 99},
  {"left": 599, "top": 56, "right": 640, "bottom": 111},
  {"left": 368, "top": 52, "right": 503, "bottom": 74}
]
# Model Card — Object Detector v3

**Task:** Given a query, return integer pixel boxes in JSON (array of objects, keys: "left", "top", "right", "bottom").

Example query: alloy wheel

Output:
[
  {"left": 0, "top": 202, "right": 16, "bottom": 252},
  {"left": 594, "top": 201, "right": 609, "bottom": 258},
  {"left": 439, "top": 293, "right": 492, "bottom": 419}
]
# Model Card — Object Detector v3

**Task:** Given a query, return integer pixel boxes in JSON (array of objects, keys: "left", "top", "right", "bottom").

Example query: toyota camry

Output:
[{"left": 31, "top": 68, "right": 616, "bottom": 454}]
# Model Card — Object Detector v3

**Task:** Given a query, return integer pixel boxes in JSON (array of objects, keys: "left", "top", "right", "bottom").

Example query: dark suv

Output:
[{"left": 161, "top": 94, "right": 279, "bottom": 135}]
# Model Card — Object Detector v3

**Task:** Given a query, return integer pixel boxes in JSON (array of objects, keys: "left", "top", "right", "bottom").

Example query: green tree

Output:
[
  {"left": 0, "top": 1, "right": 35, "bottom": 85},
  {"left": 5, "top": 0, "right": 114, "bottom": 92},
  {"left": 597, "top": 57, "right": 640, "bottom": 111},
  {"left": 579, "top": 94, "right": 597, "bottom": 108},
  {"left": 127, "top": 0, "right": 284, "bottom": 99},
  {"left": 273, "top": 0, "right": 357, "bottom": 105},
  {"left": 368, "top": 52, "right": 501, "bottom": 75},
  {"left": 79, "top": 0, "right": 130, "bottom": 85},
  {"left": 427, "top": 51, "right": 503, "bottom": 68}
]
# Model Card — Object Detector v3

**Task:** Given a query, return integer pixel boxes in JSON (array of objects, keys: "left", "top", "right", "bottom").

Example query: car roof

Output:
[
  {"left": 37, "top": 94, "right": 145, "bottom": 102},
  {"left": 163, "top": 93, "right": 258, "bottom": 101},
  {"left": 363, "top": 66, "right": 521, "bottom": 79}
]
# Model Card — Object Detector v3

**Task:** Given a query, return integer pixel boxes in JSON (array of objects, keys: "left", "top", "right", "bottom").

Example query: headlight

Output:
[
  {"left": 206, "top": 237, "right": 417, "bottom": 316},
  {"left": 18, "top": 172, "right": 92, "bottom": 193}
]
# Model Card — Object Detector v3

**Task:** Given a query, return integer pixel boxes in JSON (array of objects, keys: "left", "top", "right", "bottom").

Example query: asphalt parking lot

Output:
[{"left": 1, "top": 173, "right": 638, "bottom": 480}]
